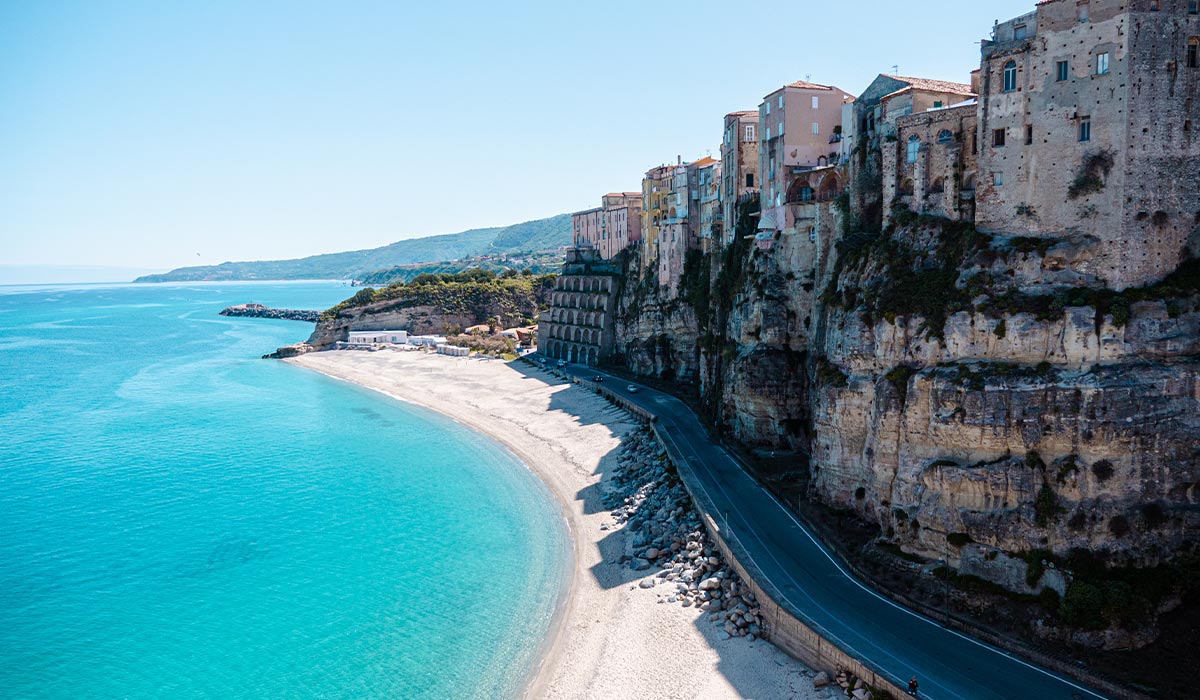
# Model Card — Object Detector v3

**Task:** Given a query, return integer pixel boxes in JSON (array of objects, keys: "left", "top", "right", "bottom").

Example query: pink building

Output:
[
  {"left": 598, "top": 192, "right": 642, "bottom": 260},
  {"left": 758, "top": 80, "right": 854, "bottom": 237},
  {"left": 571, "top": 208, "right": 603, "bottom": 251}
]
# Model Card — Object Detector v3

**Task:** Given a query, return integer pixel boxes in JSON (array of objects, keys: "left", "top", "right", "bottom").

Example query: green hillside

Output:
[{"left": 134, "top": 213, "right": 571, "bottom": 283}]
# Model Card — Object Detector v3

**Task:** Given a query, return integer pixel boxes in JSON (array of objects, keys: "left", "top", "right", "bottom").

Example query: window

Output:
[
  {"left": 812, "top": 96, "right": 819, "bottom": 109},
  {"left": 746, "top": 173, "right": 754, "bottom": 188},
  {"left": 1026, "top": 124, "right": 1034, "bottom": 145},
  {"left": 1078, "top": 2, "right": 1089, "bottom": 21},
  {"left": 1056, "top": 60, "right": 1070, "bottom": 81},
  {"left": 778, "top": 120, "right": 784, "bottom": 136},
  {"left": 937, "top": 129, "right": 953, "bottom": 143},
  {"left": 1003, "top": 60, "right": 1017, "bottom": 92},
  {"left": 933, "top": 100, "right": 943, "bottom": 108},
  {"left": 1014, "top": 24, "right": 1028, "bottom": 40},
  {"left": 1150, "top": 0, "right": 1159, "bottom": 10},
  {"left": 778, "top": 96, "right": 784, "bottom": 109},
  {"left": 1079, "top": 117, "right": 1091, "bottom": 142},
  {"left": 993, "top": 172, "right": 1005, "bottom": 187},
  {"left": 993, "top": 128, "right": 1006, "bottom": 147},
  {"left": 906, "top": 135, "right": 920, "bottom": 163},
  {"left": 812, "top": 122, "right": 820, "bottom": 135},
  {"left": 1096, "top": 52, "right": 1109, "bottom": 75},
  {"left": 1190, "top": 38, "right": 1199, "bottom": 69},
  {"left": 766, "top": 126, "right": 771, "bottom": 139},
  {"left": 745, "top": 124, "right": 756, "bottom": 140},
  {"left": 765, "top": 102, "right": 771, "bottom": 115},
  {"left": 1191, "top": 1, "right": 1198, "bottom": 14}
]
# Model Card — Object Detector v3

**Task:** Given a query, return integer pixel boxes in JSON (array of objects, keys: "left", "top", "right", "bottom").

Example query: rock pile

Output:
[
  {"left": 604, "top": 426, "right": 766, "bottom": 642},
  {"left": 220, "top": 303, "right": 320, "bottom": 323}
]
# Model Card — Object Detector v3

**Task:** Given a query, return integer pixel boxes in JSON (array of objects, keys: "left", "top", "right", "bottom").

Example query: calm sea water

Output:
[{"left": 0, "top": 281, "right": 568, "bottom": 699}]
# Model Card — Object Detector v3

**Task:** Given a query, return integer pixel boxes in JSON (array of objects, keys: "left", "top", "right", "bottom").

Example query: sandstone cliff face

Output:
[
  {"left": 305, "top": 301, "right": 491, "bottom": 348},
  {"left": 614, "top": 211, "right": 1200, "bottom": 615},
  {"left": 612, "top": 257, "right": 702, "bottom": 382}
]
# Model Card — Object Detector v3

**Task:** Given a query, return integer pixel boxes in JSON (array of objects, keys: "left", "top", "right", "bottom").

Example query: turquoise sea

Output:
[{"left": 0, "top": 281, "right": 568, "bottom": 699}]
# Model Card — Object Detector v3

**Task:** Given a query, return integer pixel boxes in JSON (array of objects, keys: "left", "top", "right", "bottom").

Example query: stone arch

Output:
[
  {"left": 572, "top": 327, "right": 582, "bottom": 342},
  {"left": 587, "top": 347, "right": 598, "bottom": 365},
  {"left": 818, "top": 172, "right": 840, "bottom": 201},
  {"left": 930, "top": 177, "right": 945, "bottom": 194},
  {"left": 817, "top": 155, "right": 828, "bottom": 167},
  {"left": 962, "top": 171, "right": 977, "bottom": 192},
  {"left": 786, "top": 177, "right": 814, "bottom": 204},
  {"left": 899, "top": 178, "right": 915, "bottom": 196},
  {"left": 570, "top": 345, "right": 579, "bottom": 363}
]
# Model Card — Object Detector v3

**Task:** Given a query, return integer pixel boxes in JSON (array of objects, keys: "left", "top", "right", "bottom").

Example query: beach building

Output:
[
  {"left": 409, "top": 335, "right": 448, "bottom": 348},
  {"left": 436, "top": 344, "right": 470, "bottom": 357},
  {"left": 539, "top": 247, "right": 622, "bottom": 366},
  {"left": 346, "top": 330, "right": 408, "bottom": 346}
]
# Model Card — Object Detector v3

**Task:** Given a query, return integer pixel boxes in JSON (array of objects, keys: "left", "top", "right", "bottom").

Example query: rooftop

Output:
[{"left": 882, "top": 74, "right": 975, "bottom": 96}]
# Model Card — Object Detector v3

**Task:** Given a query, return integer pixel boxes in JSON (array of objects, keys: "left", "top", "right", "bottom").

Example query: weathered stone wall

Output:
[
  {"left": 883, "top": 104, "right": 978, "bottom": 223},
  {"left": 976, "top": 0, "right": 1200, "bottom": 289}
]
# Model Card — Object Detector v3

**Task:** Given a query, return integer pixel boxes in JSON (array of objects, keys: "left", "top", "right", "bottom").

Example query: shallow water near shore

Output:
[{"left": 0, "top": 281, "right": 567, "bottom": 699}]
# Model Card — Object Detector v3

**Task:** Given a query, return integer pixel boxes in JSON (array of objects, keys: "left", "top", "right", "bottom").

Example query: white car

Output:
[{"left": 627, "top": 385, "right": 639, "bottom": 394}]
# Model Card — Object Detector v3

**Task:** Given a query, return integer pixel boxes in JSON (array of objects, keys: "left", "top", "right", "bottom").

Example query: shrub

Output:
[
  {"left": 994, "top": 318, "right": 1007, "bottom": 338},
  {"left": 1067, "top": 150, "right": 1115, "bottom": 200},
  {"left": 1025, "top": 450, "right": 1046, "bottom": 471},
  {"left": 1039, "top": 587, "right": 1061, "bottom": 613},
  {"left": 1091, "top": 459, "right": 1115, "bottom": 482},
  {"left": 816, "top": 357, "right": 849, "bottom": 388},
  {"left": 1108, "top": 514, "right": 1131, "bottom": 538},
  {"left": 1060, "top": 581, "right": 1105, "bottom": 629},
  {"left": 1142, "top": 502, "right": 1167, "bottom": 529},
  {"left": 884, "top": 365, "right": 917, "bottom": 404},
  {"left": 1034, "top": 485, "right": 1061, "bottom": 527}
]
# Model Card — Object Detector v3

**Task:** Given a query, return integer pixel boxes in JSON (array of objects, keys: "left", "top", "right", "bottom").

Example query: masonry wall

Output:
[
  {"left": 883, "top": 104, "right": 978, "bottom": 222},
  {"left": 976, "top": 0, "right": 1200, "bottom": 289}
]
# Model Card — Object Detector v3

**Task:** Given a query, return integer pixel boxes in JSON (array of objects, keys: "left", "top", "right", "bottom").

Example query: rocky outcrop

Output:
[{"left": 220, "top": 303, "right": 320, "bottom": 323}]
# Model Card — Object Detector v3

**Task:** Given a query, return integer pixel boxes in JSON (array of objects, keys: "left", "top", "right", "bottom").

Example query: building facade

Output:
[
  {"left": 721, "top": 111, "right": 760, "bottom": 242},
  {"left": 538, "top": 248, "right": 622, "bottom": 366},
  {"left": 696, "top": 158, "right": 722, "bottom": 252},
  {"left": 882, "top": 103, "right": 979, "bottom": 222},
  {"left": 571, "top": 208, "right": 603, "bottom": 251},
  {"left": 640, "top": 164, "right": 674, "bottom": 275},
  {"left": 599, "top": 192, "right": 643, "bottom": 260},
  {"left": 757, "top": 80, "right": 855, "bottom": 238},
  {"left": 975, "top": 0, "right": 1200, "bottom": 289}
]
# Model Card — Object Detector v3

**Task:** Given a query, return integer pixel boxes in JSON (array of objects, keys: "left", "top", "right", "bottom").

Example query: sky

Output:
[{"left": 1, "top": 0, "right": 1035, "bottom": 275}]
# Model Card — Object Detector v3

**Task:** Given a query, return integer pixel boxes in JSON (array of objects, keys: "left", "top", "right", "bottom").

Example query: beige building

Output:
[
  {"left": 695, "top": 158, "right": 722, "bottom": 252},
  {"left": 721, "top": 111, "right": 759, "bottom": 242},
  {"left": 539, "top": 248, "right": 622, "bottom": 366},
  {"left": 640, "top": 164, "right": 674, "bottom": 275},
  {"left": 882, "top": 102, "right": 979, "bottom": 223},
  {"left": 757, "top": 80, "right": 855, "bottom": 237},
  {"left": 975, "top": 0, "right": 1200, "bottom": 289}
]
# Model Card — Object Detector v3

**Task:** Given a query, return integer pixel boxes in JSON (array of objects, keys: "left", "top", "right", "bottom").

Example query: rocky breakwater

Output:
[
  {"left": 220, "top": 303, "right": 321, "bottom": 323},
  {"left": 603, "top": 427, "right": 766, "bottom": 641}
]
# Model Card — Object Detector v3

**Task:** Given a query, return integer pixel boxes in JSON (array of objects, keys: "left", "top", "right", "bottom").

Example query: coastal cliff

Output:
[
  {"left": 612, "top": 204, "right": 1200, "bottom": 652},
  {"left": 286, "top": 270, "right": 556, "bottom": 352}
]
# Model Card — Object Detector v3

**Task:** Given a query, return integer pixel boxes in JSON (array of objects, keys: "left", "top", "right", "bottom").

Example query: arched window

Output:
[
  {"left": 906, "top": 135, "right": 921, "bottom": 163},
  {"left": 899, "top": 179, "right": 915, "bottom": 196},
  {"left": 930, "top": 178, "right": 945, "bottom": 194},
  {"left": 937, "top": 129, "right": 953, "bottom": 143},
  {"left": 1002, "top": 60, "right": 1017, "bottom": 92}
]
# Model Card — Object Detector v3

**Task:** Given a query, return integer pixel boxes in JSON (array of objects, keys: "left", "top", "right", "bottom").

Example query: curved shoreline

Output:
[
  {"left": 285, "top": 350, "right": 819, "bottom": 699},
  {"left": 283, "top": 357, "right": 581, "bottom": 699}
]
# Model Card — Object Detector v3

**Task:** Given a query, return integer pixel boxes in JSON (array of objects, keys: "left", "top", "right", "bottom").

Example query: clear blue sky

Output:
[{"left": 1, "top": 0, "right": 1033, "bottom": 273}]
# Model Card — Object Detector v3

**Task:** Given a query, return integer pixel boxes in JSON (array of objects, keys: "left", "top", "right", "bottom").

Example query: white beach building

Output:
[
  {"left": 346, "top": 330, "right": 408, "bottom": 346},
  {"left": 436, "top": 344, "right": 470, "bottom": 357},
  {"left": 409, "top": 335, "right": 447, "bottom": 348}
]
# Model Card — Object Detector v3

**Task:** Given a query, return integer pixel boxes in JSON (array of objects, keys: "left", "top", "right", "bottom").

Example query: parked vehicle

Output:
[{"left": 627, "top": 385, "right": 638, "bottom": 393}]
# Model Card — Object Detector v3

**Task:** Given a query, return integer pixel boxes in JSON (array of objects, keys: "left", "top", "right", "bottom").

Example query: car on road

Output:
[
  {"left": 627, "top": 385, "right": 638, "bottom": 393},
  {"left": 592, "top": 376, "right": 604, "bottom": 382},
  {"left": 556, "top": 360, "right": 566, "bottom": 368}
]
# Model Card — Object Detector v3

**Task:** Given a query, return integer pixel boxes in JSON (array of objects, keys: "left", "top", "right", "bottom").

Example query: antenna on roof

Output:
[
  {"left": 805, "top": 73, "right": 811, "bottom": 82},
  {"left": 892, "top": 64, "right": 899, "bottom": 75}
]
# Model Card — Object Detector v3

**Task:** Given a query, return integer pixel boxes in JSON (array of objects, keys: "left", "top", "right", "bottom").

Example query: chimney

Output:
[{"left": 677, "top": 155, "right": 682, "bottom": 165}]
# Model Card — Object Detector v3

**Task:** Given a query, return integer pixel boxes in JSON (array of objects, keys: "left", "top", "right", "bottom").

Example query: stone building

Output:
[
  {"left": 758, "top": 80, "right": 855, "bottom": 239},
  {"left": 659, "top": 161, "right": 692, "bottom": 291},
  {"left": 843, "top": 74, "right": 977, "bottom": 228},
  {"left": 721, "top": 111, "right": 760, "bottom": 243},
  {"left": 881, "top": 102, "right": 979, "bottom": 222},
  {"left": 696, "top": 158, "right": 722, "bottom": 252},
  {"left": 538, "top": 248, "right": 623, "bottom": 366},
  {"left": 975, "top": 0, "right": 1200, "bottom": 289}
]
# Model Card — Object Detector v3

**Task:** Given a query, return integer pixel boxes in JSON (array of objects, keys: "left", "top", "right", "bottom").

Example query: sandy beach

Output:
[{"left": 287, "top": 350, "right": 823, "bottom": 700}]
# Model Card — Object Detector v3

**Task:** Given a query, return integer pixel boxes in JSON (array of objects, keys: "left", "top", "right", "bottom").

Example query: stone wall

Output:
[{"left": 882, "top": 104, "right": 977, "bottom": 222}]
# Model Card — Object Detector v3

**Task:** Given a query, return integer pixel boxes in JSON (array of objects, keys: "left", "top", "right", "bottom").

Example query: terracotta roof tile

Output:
[{"left": 882, "top": 75, "right": 975, "bottom": 95}]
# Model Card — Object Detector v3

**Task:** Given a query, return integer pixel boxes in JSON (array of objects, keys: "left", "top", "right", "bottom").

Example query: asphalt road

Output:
[{"left": 554, "top": 360, "right": 1107, "bottom": 700}]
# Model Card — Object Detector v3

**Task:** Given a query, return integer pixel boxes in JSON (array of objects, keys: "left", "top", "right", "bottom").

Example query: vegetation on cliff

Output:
[
  {"left": 322, "top": 268, "right": 556, "bottom": 327},
  {"left": 355, "top": 251, "right": 564, "bottom": 286}
]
